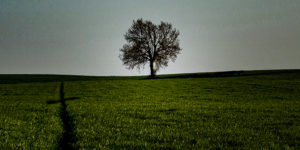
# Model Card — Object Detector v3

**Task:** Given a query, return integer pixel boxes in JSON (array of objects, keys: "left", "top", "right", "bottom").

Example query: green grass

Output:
[
  {"left": 0, "top": 82, "right": 63, "bottom": 149},
  {"left": 1, "top": 70, "right": 300, "bottom": 149}
]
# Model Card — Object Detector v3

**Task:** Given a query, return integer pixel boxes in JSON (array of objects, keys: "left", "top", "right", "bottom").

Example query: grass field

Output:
[
  {"left": 0, "top": 82, "right": 63, "bottom": 149},
  {"left": 0, "top": 70, "right": 300, "bottom": 149}
]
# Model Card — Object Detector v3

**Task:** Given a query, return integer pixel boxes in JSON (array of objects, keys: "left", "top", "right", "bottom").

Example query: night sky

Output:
[{"left": 1, "top": 0, "right": 300, "bottom": 76}]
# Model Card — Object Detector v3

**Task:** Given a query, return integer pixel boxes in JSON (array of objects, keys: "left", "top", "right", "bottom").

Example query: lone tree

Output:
[{"left": 119, "top": 18, "right": 182, "bottom": 77}]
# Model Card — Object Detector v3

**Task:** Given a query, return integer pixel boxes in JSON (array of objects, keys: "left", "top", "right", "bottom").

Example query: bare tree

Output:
[{"left": 119, "top": 18, "right": 182, "bottom": 78}]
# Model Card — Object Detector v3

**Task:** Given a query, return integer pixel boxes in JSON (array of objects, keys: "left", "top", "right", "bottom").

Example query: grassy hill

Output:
[
  {"left": 1, "top": 69, "right": 299, "bottom": 83},
  {"left": 0, "top": 69, "right": 299, "bottom": 149}
]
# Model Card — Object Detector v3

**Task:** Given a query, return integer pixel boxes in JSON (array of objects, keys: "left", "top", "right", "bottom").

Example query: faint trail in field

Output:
[{"left": 58, "top": 82, "right": 76, "bottom": 150}]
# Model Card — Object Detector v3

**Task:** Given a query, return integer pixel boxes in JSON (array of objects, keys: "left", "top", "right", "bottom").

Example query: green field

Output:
[{"left": 1, "top": 70, "right": 300, "bottom": 149}]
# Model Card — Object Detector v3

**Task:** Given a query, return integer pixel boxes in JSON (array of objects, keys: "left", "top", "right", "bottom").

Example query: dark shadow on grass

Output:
[
  {"left": 47, "top": 82, "right": 79, "bottom": 150},
  {"left": 58, "top": 82, "right": 77, "bottom": 150},
  {"left": 46, "top": 97, "right": 80, "bottom": 104}
]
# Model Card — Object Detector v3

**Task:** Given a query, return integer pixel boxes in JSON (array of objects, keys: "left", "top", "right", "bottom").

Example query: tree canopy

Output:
[{"left": 119, "top": 18, "right": 182, "bottom": 77}]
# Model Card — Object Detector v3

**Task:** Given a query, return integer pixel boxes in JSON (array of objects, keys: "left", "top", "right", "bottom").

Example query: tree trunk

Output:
[{"left": 150, "top": 60, "right": 155, "bottom": 78}]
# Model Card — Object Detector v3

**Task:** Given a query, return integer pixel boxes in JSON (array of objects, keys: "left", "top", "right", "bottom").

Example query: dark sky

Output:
[{"left": 1, "top": 0, "right": 300, "bottom": 75}]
